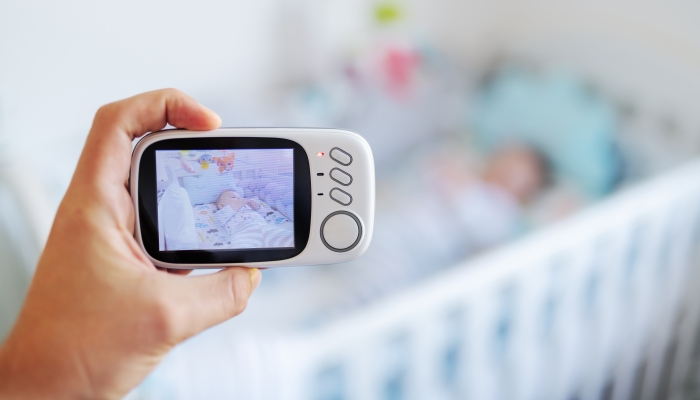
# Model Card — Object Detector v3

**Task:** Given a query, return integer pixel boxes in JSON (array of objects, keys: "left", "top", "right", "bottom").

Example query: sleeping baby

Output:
[
  {"left": 216, "top": 190, "right": 261, "bottom": 213},
  {"left": 214, "top": 190, "right": 294, "bottom": 249}
]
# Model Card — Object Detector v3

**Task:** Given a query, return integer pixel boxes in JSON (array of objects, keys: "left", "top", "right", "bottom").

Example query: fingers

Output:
[
  {"left": 163, "top": 267, "right": 262, "bottom": 341},
  {"left": 166, "top": 269, "right": 193, "bottom": 276},
  {"left": 73, "top": 89, "right": 221, "bottom": 191},
  {"left": 95, "top": 88, "right": 221, "bottom": 139},
  {"left": 155, "top": 267, "right": 193, "bottom": 276}
]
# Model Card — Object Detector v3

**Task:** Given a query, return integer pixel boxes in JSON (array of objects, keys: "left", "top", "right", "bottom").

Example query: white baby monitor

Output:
[{"left": 130, "top": 128, "right": 375, "bottom": 268}]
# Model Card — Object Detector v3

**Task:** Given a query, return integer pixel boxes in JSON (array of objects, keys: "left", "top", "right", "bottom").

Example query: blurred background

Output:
[{"left": 3, "top": 1, "right": 700, "bottom": 399}]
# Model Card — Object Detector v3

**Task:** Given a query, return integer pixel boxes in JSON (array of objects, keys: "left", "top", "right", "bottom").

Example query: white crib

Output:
[
  {"left": 285, "top": 160, "right": 700, "bottom": 400},
  {"left": 4, "top": 145, "right": 700, "bottom": 400},
  {"left": 122, "top": 159, "right": 700, "bottom": 400}
]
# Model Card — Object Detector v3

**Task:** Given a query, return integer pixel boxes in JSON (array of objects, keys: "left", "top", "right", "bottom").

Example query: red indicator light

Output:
[{"left": 317, "top": 152, "right": 325, "bottom": 157}]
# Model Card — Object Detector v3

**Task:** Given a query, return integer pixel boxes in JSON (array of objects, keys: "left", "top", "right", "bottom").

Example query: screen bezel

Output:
[{"left": 137, "top": 137, "right": 311, "bottom": 264}]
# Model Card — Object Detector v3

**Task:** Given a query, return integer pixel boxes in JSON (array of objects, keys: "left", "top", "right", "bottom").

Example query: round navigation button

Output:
[{"left": 320, "top": 211, "right": 362, "bottom": 252}]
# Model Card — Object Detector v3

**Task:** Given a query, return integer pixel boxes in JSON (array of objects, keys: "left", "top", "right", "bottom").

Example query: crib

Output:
[
  {"left": 120, "top": 159, "right": 700, "bottom": 400},
  {"left": 4, "top": 153, "right": 700, "bottom": 399}
]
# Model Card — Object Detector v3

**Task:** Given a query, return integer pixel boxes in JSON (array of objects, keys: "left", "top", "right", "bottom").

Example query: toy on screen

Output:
[
  {"left": 197, "top": 154, "right": 213, "bottom": 170},
  {"left": 213, "top": 153, "right": 235, "bottom": 173}
]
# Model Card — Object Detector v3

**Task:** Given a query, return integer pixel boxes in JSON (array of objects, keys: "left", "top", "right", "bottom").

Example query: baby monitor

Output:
[{"left": 130, "top": 128, "right": 375, "bottom": 269}]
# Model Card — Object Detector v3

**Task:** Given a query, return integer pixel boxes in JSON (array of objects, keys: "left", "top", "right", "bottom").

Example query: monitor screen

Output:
[{"left": 155, "top": 148, "right": 294, "bottom": 251}]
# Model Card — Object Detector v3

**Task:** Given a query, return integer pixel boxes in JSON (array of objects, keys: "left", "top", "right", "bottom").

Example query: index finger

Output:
[{"left": 73, "top": 89, "right": 221, "bottom": 189}]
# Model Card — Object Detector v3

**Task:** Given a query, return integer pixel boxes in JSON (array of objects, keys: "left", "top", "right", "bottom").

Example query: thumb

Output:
[{"left": 162, "top": 267, "right": 262, "bottom": 341}]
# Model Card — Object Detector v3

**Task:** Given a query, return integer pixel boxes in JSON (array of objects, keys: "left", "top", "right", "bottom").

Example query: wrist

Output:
[
  {"left": 0, "top": 337, "right": 40, "bottom": 399},
  {"left": 0, "top": 322, "right": 88, "bottom": 399}
]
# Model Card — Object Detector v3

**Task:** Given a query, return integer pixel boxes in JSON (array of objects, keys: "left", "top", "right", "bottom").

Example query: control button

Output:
[
  {"left": 329, "top": 168, "right": 353, "bottom": 186},
  {"left": 321, "top": 211, "right": 362, "bottom": 252},
  {"left": 329, "top": 188, "right": 352, "bottom": 206},
  {"left": 329, "top": 147, "right": 352, "bottom": 166}
]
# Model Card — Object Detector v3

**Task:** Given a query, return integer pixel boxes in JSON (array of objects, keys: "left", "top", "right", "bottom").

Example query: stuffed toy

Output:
[
  {"left": 213, "top": 153, "right": 235, "bottom": 173},
  {"left": 197, "top": 154, "right": 213, "bottom": 170}
]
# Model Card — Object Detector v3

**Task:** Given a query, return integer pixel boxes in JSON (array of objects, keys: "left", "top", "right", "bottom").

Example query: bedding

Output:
[{"left": 192, "top": 201, "right": 294, "bottom": 250}]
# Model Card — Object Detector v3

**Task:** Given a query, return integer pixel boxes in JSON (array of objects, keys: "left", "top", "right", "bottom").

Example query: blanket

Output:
[{"left": 193, "top": 202, "right": 294, "bottom": 250}]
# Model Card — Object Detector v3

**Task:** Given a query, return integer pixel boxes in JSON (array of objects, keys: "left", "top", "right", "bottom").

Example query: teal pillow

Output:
[{"left": 472, "top": 67, "right": 620, "bottom": 198}]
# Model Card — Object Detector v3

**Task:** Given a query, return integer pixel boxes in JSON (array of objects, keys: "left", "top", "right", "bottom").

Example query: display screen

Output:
[{"left": 155, "top": 149, "right": 295, "bottom": 251}]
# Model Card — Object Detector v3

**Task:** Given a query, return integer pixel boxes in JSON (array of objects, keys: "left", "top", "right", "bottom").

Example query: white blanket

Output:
[{"left": 214, "top": 205, "right": 294, "bottom": 249}]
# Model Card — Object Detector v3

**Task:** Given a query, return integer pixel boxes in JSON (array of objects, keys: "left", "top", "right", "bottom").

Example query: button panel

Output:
[
  {"left": 320, "top": 146, "right": 357, "bottom": 255},
  {"left": 329, "top": 188, "right": 352, "bottom": 206},
  {"left": 329, "top": 147, "right": 352, "bottom": 166},
  {"left": 320, "top": 211, "right": 362, "bottom": 252},
  {"left": 329, "top": 168, "right": 353, "bottom": 186}
]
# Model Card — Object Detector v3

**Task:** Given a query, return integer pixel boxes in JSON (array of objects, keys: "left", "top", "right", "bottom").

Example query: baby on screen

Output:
[
  {"left": 213, "top": 190, "right": 266, "bottom": 249},
  {"left": 216, "top": 190, "right": 262, "bottom": 213},
  {"left": 214, "top": 190, "right": 294, "bottom": 249}
]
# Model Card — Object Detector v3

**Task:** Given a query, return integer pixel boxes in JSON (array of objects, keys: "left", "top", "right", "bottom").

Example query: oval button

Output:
[
  {"left": 329, "top": 188, "right": 352, "bottom": 206},
  {"left": 330, "top": 168, "right": 353, "bottom": 186},
  {"left": 329, "top": 147, "right": 352, "bottom": 166},
  {"left": 321, "top": 211, "right": 362, "bottom": 252}
]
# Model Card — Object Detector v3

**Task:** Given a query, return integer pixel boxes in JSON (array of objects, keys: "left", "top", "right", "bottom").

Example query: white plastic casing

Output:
[{"left": 130, "top": 128, "right": 375, "bottom": 268}]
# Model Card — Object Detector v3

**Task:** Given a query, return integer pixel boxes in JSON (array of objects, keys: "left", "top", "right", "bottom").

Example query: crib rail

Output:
[{"left": 281, "top": 160, "right": 700, "bottom": 400}]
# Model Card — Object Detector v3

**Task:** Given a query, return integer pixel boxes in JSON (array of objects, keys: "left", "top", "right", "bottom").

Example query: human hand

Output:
[
  {"left": 248, "top": 199, "right": 261, "bottom": 211},
  {"left": 0, "top": 89, "right": 262, "bottom": 399}
]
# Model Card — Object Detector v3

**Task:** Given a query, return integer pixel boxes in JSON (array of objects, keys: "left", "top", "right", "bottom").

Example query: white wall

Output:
[
  {"left": 0, "top": 0, "right": 489, "bottom": 203},
  {"left": 496, "top": 0, "right": 700, "bottom": 154},
  {"left": 0, "top": 0, "right": 275, "bottom": 203}
]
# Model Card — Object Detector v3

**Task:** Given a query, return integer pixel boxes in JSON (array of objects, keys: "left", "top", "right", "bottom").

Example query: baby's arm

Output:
[
  {"left": 246, "top": 199, "right": 261, "bottom": 211},
  {"left": 179, "top": 154, "right": 196, "bottom": 173}
]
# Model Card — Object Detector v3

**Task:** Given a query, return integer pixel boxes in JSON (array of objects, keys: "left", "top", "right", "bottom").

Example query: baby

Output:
[
  {"left": 430, "top": 145, "right": 548, "bottom": 205},
  {"left": 214, "top": 190, "right": 266, "bottom": 249},
  {"left": 422, "top": 144, "right": 550, "bottom": 252},
  {"left": 455, "top": 146, "right": 549, "bottom": 249},
  {"left": 216, "top": 190, "right": 261, "bottom": 213},
  {"left": 481, "top": 146, "right": 549, "bottom": 203},
  {"left": 214, "top": 190, "right": 295, "bottom": 249}
]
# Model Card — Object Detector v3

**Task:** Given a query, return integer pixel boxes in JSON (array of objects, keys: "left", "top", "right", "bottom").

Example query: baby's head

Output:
[
  {"left": 216, "top": 190, "right": 241, "bottom": 210},
  {"left": 482, "top": 146, "right": 549, "bottom": 203}
]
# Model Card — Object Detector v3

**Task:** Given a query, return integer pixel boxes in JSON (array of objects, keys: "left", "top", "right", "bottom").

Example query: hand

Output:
[
  {"left": 248, "top": 199, "right": 261, "bottom": 211},
  {"left": 0, "top": 89, "right": 262, "bottom": 399}
]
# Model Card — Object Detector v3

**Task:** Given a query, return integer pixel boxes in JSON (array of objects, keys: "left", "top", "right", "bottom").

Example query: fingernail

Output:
[
  {"left": 249, "top": 268, "right": 262, "bottom": 291},
  {"left": 200, "top": 104, "right": 222, "bottom": 126},
  {"left": 201, "top": 104, "right": 219, "bottom": 116},
  {"left": 200, "top": 104, "right": 216, "bottom": 114}
]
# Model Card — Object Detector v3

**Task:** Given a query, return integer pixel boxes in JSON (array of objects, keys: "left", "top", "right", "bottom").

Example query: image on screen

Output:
[{"left": 155, "top": 149, "right": 294, "bottom": 251}]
